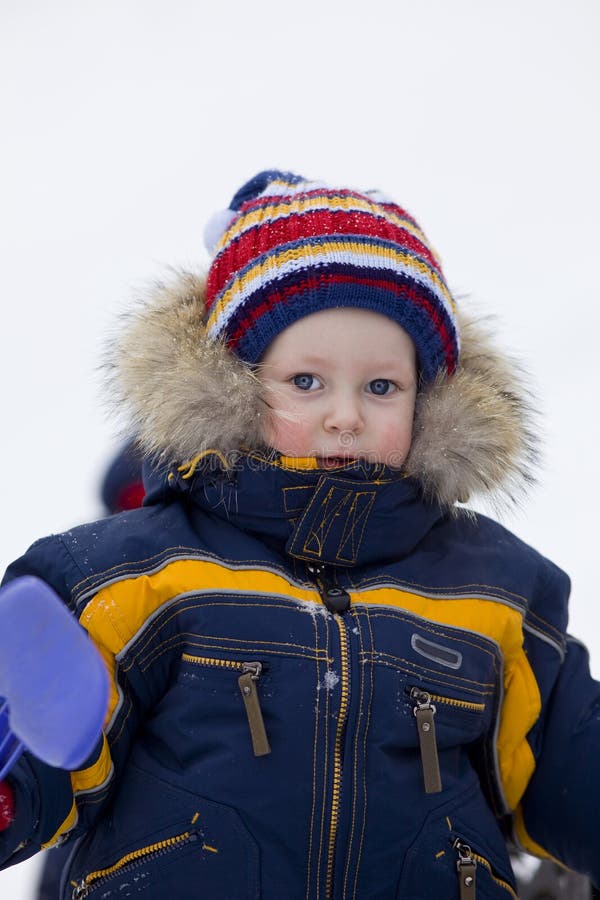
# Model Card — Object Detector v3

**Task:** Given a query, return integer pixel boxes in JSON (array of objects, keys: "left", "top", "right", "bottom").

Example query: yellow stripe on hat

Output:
[
  {"left": 206, "top": 239, "right": 456, "bottom": 336},
  {"left": 214, "top": 193, "right": 430, "bottom": 256}
]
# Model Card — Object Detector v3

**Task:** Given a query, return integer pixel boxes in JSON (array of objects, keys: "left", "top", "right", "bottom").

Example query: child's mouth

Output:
[{"left": 317, "top": 456, "right": 358, "bottom": 469}]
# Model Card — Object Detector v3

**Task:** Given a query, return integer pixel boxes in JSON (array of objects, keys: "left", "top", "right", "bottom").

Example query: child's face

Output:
[{"left": 259, "top": 308, "right": 417, "bottom": 468}]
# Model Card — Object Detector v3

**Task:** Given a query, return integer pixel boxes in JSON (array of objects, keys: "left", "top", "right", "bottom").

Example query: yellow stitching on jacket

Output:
[
  {"left": 365, "top": 610, "right": 498, "bottom": 686},
  {"left": 286, "top": 482, "right": 339, "bottom": 558},
  {"left": 315, "top": 610, "right": 332, "bottom": 898},
  {"left": 326, "top": 615, "right": 350, "bottom": 896},
  {"left": 141, "top": 639, "right": 328, "bottom": 671},
  {"left": 305, "top": 605, "right": 322, "bottom": 899},
  {"left": 366, "top": 604, "right": 508, "bottom": 662},
  {"left": 343, "top": 612, "right": 364, "bottom": 897},
  {"left": 351, "top": 608, "right": 375, "bottom": 900},
  {"left": 121, "top": 596, "right": 325, "bottom": 667},
  {"left": 524, "top": 608, "right": 564, "bottom": 644},
  {"left": 360, "top": 636, "right": 495, "bottom": 688},
  {"left": 356, "top": 572, "right": 530, "bottom": 606},
  {"left": 336, "top": 492, "right": 377, "bottom": 563},
  {"left": 282, "top": 484, "right": 318, "bottom": 512},
  {"left": 72, "top": 546, "right": 204, "bottom": 593},
  {"left": 303, "top": 488, "right": 354, "bottom": 558},
  {"left": 73, "top": 546, "right": 309, "bottom": 596},
  {"left": 136, "top": 628, "right": 329, "bottom": 672},
  {"left": 360, "top": 652, "right": 493, "bottom": 695}
]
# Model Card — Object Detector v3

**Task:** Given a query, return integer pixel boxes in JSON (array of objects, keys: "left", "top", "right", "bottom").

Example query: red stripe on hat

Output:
[
  {"left": 227, "top": 272, "right": 457, "bottom": 374},
  {"left": 241, "top": 188, "right": 420, "bottom": 230},
  {"left": 206, "top": 209, "right": 440, "bottom": 304}
]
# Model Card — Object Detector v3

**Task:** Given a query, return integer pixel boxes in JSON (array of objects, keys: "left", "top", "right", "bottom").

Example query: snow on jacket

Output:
[{"left": 1, "top": 272, "right": 599, "bottom": 898}]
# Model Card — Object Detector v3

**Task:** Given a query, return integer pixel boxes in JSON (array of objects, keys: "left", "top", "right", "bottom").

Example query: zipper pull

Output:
[
  {"left": 238, "top": 663, "right": 271, "bottom": 757},
  {"left": 309, "top": 565, "right": 350, "bottom": 615},
  {"left": 71, "top": 880, "right": 89, "bottom": 900},
  {"left": 454, "top": 839, "right": 477, "bottom": 900},
  {"left": 410, "top": 688, "right": 442, "bottom": 793}
]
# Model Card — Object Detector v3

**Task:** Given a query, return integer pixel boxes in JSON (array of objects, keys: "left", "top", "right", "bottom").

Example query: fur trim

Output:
[
  {"left": 404, "top": 312, "right": 538, "bottom": 511},
  {"left": 106, "top": 271, "right": 264, "bottom": 463},
  {"left": 106, "top": 271, "right": 538, "bottom": 510}
]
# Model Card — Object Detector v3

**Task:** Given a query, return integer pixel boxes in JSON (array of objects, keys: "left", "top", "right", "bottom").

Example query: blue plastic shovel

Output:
[{"left": 0, "top": 576, "right": 108, "bottom": 780}]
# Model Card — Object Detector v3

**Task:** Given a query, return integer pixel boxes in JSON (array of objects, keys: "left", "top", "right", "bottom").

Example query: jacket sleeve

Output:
[
  {"left": 518, "top": 635, "right": 600, "bottom": 883},
  {"left": 0, "top": 532, "right": 171, "bottom": 869}
]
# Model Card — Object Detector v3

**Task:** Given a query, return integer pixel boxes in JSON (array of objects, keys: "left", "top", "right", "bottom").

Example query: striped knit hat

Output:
[{"left": 204, "top": 170, "right": 459, "bottom": 382}]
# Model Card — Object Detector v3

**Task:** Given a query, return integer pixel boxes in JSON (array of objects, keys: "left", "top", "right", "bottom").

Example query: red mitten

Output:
[{"left": 0, "top": 780, "right": 14, "bottom": 831}]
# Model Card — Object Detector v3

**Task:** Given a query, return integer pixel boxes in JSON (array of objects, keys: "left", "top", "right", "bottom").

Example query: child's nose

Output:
[{"left": 323, "top": 394, "right": 364, "bottom": 434}]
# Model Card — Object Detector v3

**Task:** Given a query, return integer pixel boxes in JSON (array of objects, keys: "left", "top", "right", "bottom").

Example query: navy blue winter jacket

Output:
[{"left": 1, "top": 453, "right": 599, "bottom": 899}]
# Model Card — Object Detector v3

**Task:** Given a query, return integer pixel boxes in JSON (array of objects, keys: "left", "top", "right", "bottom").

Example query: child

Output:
[{"left": 1, "top": 170, "right": 599, "bottom": 899}]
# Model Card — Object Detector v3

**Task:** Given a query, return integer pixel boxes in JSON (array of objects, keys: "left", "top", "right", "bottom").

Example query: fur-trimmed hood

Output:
[{"left": 107, "top": 270, "right": 537, "bottom": 511}]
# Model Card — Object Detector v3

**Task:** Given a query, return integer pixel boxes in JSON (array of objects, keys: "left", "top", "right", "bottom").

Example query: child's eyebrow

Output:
[
  {"left": 286, "top": 354, "right": 410, "bottom": 370},
  {"left": 292, "top": 354, "right": 329, "bottom": 367}
]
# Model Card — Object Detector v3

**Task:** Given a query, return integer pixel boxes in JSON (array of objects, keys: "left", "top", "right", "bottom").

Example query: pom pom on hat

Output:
[
  {"left": 203, "top": 208, "right": 238, "bottom": 255},
  {"left": 228, "top": 169, "right": 306, "bottom": 210},
  {"left": 203, "top": 170, "right": 460, "bottom": 382},
  {"left": 204, "top": 170, "right": 309, "bottom": 254}
]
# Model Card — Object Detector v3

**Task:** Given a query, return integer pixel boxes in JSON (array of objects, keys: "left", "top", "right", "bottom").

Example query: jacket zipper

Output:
[
  {"left": 181, "top": 654, "right": 271, "bottom": 757},
  {"left": 71, "top": 831, "right": 198, "bottom": 898},
  {"left": 311, "top": 564, "right": 351, "bottom": 616},
  {"left": 409, "top": 688, "right": 486, "bottom": 794},
  {"left": 307, "top": 564, "right": 351, "bottom": 899},
  {"left": 453, "top": 837, "right": 517, "bottom": 899},
  {"left": 326, "top": 613, "right": 350, "bottom": 898}
]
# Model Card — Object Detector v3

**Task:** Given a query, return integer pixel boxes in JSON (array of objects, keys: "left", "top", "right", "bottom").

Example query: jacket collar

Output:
[{"left": 149, "top": 452, "right": 444, "bottom": 568}]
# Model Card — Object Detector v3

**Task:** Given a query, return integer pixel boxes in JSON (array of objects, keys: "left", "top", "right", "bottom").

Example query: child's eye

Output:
[
  {"left": 368, "top": 379, "right": 396, "bottom": 396},
  {"left": 292, "top": 373, "right": 321, "bottom": 391}
]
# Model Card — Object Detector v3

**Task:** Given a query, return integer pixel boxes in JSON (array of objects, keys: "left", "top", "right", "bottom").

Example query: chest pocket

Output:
[
  {"left": 361, "top": 609, "right": 500, "bottom": 796},
  {"left": 400, "top": 679, "right": 490, "bottom": 794},
  {"left": 177, "top": 652, "right": 271, "bottom": 757}
]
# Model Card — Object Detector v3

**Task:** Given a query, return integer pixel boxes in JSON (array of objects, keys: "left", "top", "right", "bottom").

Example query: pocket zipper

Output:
[
  {"left": 409, "top": 687, "right": 487, "bottom": 795},
  {"left": 453, "top": 837, "right": 517, "bottom": 899},
  {"left": 454, "top": 839, "right": 477, "bottom": 900},
  {"left": 410, "top": 687, "right": 442, "bottom": 794},
  {"left": 71, "top": 831, "right": 198, "bottom": 898},
  {"left": 181, "top": 654, "right": 271, "bottom": 757}
]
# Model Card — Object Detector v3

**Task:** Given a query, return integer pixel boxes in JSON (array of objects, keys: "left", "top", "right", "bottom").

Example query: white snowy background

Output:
[{"left": 1, "top": 1, "right": 599, "bottom": 895}]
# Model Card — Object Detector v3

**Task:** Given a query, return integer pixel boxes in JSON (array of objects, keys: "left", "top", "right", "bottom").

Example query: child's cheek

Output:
[
  {"left": 262, "top": 411, "right": 311, "bottom": 456},
  {"left": 378, "top": 420, "right": 414, "bottom": 468}
]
